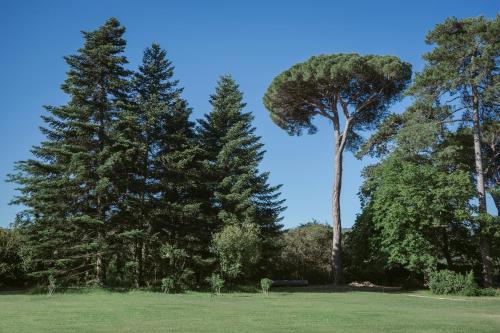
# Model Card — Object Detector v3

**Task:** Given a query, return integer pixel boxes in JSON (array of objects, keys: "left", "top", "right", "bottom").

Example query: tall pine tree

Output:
[
  {"left": 197, "top": 75, "right": 285, "bottom": 274},
  {"left": 127, "top": 43, "right": 207, "bottom": 287},
  {"left": 9, "top": 18, "right": 131, "bottom": 285}
]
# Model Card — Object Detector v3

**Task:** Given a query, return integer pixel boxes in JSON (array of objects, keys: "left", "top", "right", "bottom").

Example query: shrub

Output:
[
  {"left": 277, "top": 222, "right": 332, "bottom": 284},
  {"left": 161, "top": 277, "right": 175, "bottom": 294},
  {"left": 480, "top": 288, "right": 497, "bottom": 297},
  {"left": 0, "top": 228, "right": 26, "bottom": 287},
  {"left": 428, "top": 270, "right": 464, "bottom": 295},
  {"left": 461, "top": 271, "right": 480, "bottom": 296},
  {"left": 159, "top": 243, "right": 196, "bottom": 292},
  {"left": 211, "top": 223, "right": 261, "bottom": 279},
  {"left": 428, "top": 270, "right": 494, "bottom": 296},
  {"left": 47, "top": 274, "right": 57, "bottom": 296},
  {"left": 260, "top": 278, "right": 272, "bottom": 294},
  {"left": 207, "top": 274, "right": 224, "bottom": 294}
]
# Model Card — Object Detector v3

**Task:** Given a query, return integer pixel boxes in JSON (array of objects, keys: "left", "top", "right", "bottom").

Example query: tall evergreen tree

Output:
[
  {"left": 128, "top": 43, "right": 207, "bottom": 287},
  {"left": 198, "top": 75, "right": 285, "bottom": 273},
  {"left": 401, "top": 16, "right": 498, "bottom": 286},
  {"left": 9, "top": 18, "right": 131, "bottom": 285}
]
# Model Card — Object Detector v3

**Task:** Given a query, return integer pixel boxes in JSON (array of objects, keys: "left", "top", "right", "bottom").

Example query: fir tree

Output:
[
  {"left": 9, "top": 18, "right": 131, "bottom": 285},
  {"left": 128, "top": 44, "right": 207, "bottom": 286},
  {"left": 198, "top": 75, "right": 285, "bottom": 274}
]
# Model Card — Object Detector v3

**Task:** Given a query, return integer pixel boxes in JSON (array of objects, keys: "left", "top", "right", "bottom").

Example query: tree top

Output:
[{"left": 263, "top": 53, "right": 412, "bottom": 137}]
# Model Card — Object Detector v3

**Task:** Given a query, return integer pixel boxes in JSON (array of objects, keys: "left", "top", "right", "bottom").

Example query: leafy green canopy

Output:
[
  {"left": 370, "top": 156, "right": 475, "bottom": 273},
  {"left": 263, "top": 54, "right": 411, "bottom": 148}
]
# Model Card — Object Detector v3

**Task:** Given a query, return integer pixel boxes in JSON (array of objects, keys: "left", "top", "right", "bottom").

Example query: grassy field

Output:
[{"left": 1, "top": 288, "right": 499, "bottom": 332}]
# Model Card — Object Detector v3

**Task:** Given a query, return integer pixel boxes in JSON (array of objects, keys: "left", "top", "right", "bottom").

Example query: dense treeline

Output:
[
  {"left": 347, "top": 15, "right": 499, "bottom": 287},
  {"left": 5, "top": 18, "right": 284, "bottom": 289},
  {"left": 1, "top": 15, "right": 499, "bottom": 290}
]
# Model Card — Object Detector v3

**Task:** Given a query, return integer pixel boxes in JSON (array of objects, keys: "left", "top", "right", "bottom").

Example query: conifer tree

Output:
[
  {"left": 129, "top": 44, "right": 207, "bottom": 286},
  {"left": 198, "top": 75, "right": 285, "bottom": 273},
  {"left": 9, "top": 18, "right": 131, "bottom": 285}
]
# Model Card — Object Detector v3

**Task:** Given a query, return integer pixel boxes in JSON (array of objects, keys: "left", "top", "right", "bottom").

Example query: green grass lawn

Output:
[{"left": 1, "top": 289, "right": 499, "bottom": 332}]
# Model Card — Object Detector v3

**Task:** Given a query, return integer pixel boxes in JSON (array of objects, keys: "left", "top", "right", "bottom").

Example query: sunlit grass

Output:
[{"left": 1, "top": 288, "right": 499, "bottom": 332}]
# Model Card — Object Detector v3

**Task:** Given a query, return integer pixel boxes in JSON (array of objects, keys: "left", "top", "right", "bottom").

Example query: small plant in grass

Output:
[
  {"left": 161, "top": 277, "right": 175, "bottom": 294},
  {"left": 47, "top": 274, "right": 57, "bottom": 296},
  {"left": 207, "top": 274, "right": 224, "bottom": 295},
  {"left": 260, "top": 278, "right": 272, "bottom": 295}
]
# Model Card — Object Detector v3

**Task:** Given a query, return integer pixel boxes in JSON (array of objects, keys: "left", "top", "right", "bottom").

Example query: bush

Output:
[
  {"left": 211, "top": 223, "right": 261, "bottom": 279},
  {"left": 480, "top": 288, "right": 497, "bottom": 297},
  {"left": 159, "top": 243, "right": 196, "bottom": 292},
  {"left": 461, "top": 271, "right": 480, "bottom": 296},
  {"left": 428, "top": 270, "right": 465, "bottom": 295},
  {"left": 47, "top": 275, "right": 57, "bottom": 296},
  {"left": 428, "top": 270, "right": 494, "bottom": 296},
  {"left": 161, "top": 277, "right": 175, "bottom": 294},
  {"left": 260, "top": 278, "right": 272, "bottom": 294},
  {"left": 276, "top": 222, "right": 332, "bottom": 284},
  {"left": 0, "top": 228, "right": 26, "bottom": 287},
  {"left": 207, "top": 274, "right": 224, "bottom": 294}
]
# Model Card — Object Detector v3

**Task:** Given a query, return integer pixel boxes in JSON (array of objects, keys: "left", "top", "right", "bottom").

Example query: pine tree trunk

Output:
[
  {"left": 332, "top": 135, "right": 344, "bottom": 285},
  {"left": 141, "top": 241, "right": 147, "bottom": 285},
  {"left": 135, "top": 243, "right": 143, "bottom": 288},
  {"left": 96, "top": 250, "right": 104, "bottom": 285},
  {"left": 472, "top": 86, "right": 492, "bottom": 287}
]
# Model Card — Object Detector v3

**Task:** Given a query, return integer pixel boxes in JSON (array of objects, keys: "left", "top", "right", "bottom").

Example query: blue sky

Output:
[{"left": 0, "top": 1, "right": 497, "bottom": 228}]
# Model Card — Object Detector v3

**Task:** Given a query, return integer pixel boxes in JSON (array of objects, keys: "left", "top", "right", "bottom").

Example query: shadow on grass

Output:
[
  {"left": 0, "top": 286, "right": 145, "bottom": 296},
  {"left": 0, "top": 284, "right": 415, "bottom": 296},
  {"left": 269, "top": 284, "right": 405, "bottom": 294}
]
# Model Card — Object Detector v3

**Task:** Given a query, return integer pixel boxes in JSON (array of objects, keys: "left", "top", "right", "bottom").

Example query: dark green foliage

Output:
[
  {"left": 427, "top": 270, "right": 495, "bottom": 296},
  {"left": 263, "top": 53, "right": 412, "bottom": 140},
  {"left": 198, "top": 75, "right": 285, "bottom": 277},
  {"left": 371, "top": 156, "right": 475, "bottom": 273},
  {"left": 276, "top": 222, "right": 332, "bottom": 284},
  {"left": 343, "top": 207, "right": 395, "bottom": 285},
  {"left": 407, "top": 15, "right": 499, "bottom": 286},
  {"left": 0, "top": 228, "right": 26, "bottom": 286},
  {"left": 356, "top": 15, "right": 499, "bottom": 287},
  {"left": 158, "top": 243, "right": 196, "bottom": 292},
  {"left": 118, "top": 42, "right": 207, "bottom": 289},
  {"left": 8, "top": 20, "right": 283, "bottom": 289},
  {"left": 9, "top": 18, "right": 132, "bottom": 285}
]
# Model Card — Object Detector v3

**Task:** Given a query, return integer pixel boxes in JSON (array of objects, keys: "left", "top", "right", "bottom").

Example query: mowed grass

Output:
[{"left": 1, "top": 288, "right": 499, "bottom": 333}]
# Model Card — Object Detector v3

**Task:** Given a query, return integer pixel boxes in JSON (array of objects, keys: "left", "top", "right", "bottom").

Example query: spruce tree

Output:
[
  {"left": 198, "top": 75, "right": 285, "bottom": 274},
  {"left": 9, "top": 18, "right": 131, "bottom": 285},
  {"left": 129, "top": 44, "right": 207, "bottom": 287}
]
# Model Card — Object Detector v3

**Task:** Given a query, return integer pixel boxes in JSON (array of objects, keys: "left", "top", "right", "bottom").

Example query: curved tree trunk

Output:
[
  {"left": 472, "top": 87, "right": 492, "bottom": 287},
  {"left": 332, "top": 135, "right": 344, "bottom": 285}
]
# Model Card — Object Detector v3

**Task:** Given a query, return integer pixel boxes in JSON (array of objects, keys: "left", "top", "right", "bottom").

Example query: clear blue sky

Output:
[{"left": 1, "top": 1, "right": 497, "bottom": 228}]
